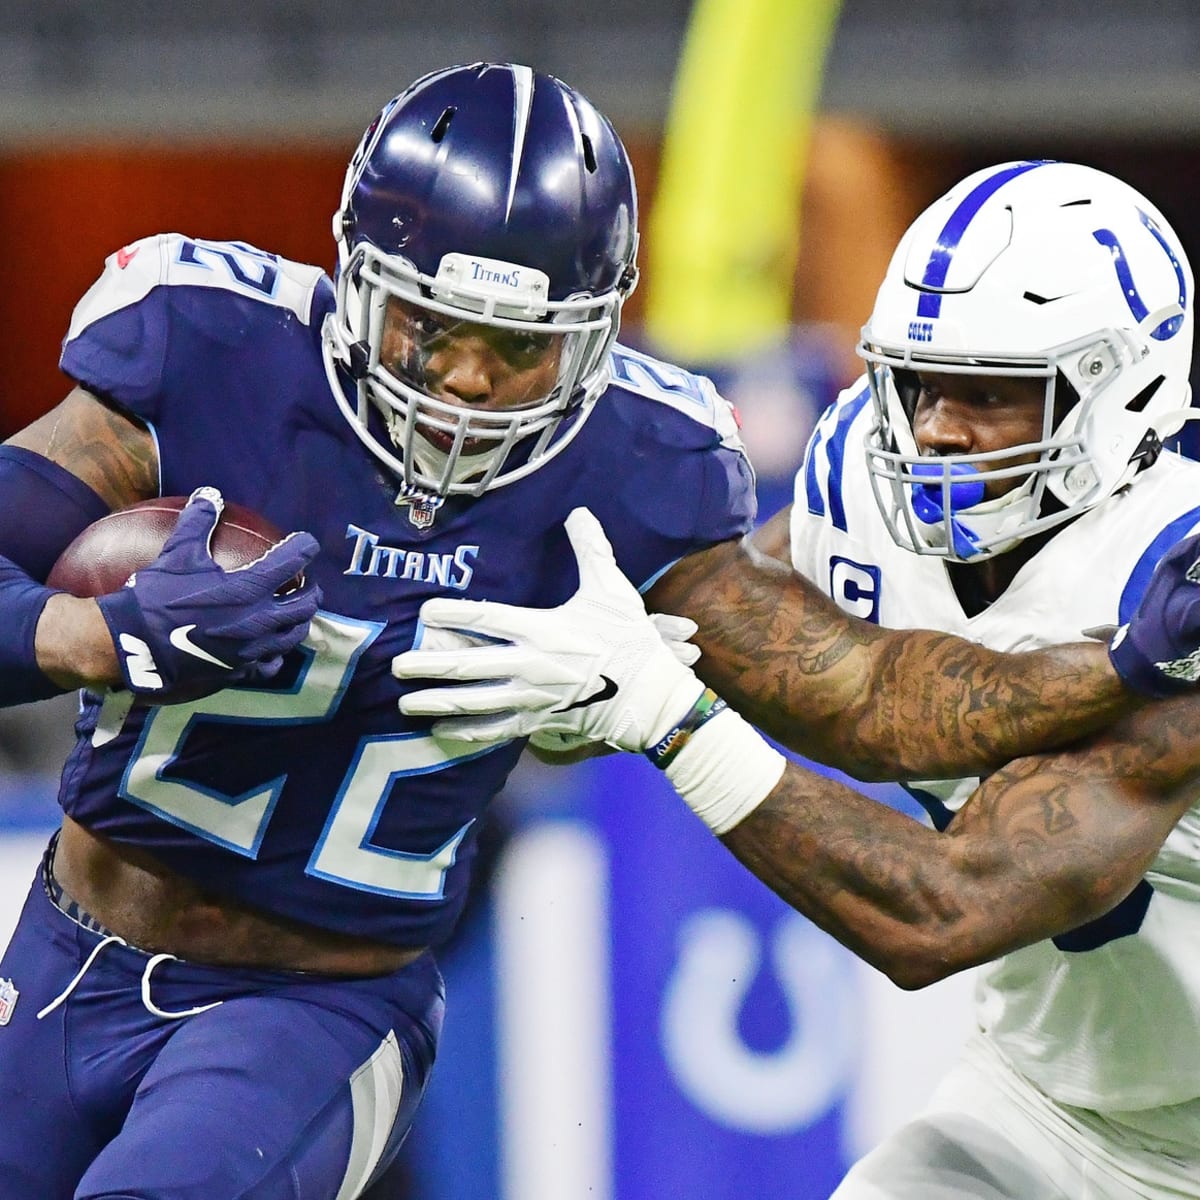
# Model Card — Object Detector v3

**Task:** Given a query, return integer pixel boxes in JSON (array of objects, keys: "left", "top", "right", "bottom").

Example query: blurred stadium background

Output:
[{"left": 2, "top": 2, "right": 1199, "bottom": 1196}]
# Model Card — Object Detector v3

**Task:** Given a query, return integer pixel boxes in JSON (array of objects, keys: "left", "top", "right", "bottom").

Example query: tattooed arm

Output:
[
  {"left": 395, "top": 506, "right": 1188, "bottom": 985},
  {"left": 8, "top": 386, "right": 160, "bottom": 509},
  {"left": 645, "top": 507, "right": 1131, "bottom": 781},
  {"left": 722, "top": 690, "right": 1200, "bottom": 988},
  {"left": 7, "top": 386, "right": 159, "bottom": 687}
]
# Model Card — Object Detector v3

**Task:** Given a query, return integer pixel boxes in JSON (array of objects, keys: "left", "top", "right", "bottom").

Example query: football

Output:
[{"left": 47, "top": 496, "right": 289, "bottom": 597}]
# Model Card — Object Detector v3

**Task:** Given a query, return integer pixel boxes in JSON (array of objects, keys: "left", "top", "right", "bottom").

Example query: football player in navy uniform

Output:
[
  {"left": 0, "top": 64, "right": 1192, "bottom": 1198},
  {"left": 395, "top": 162, "right": 1200, "bottom": 1200}
]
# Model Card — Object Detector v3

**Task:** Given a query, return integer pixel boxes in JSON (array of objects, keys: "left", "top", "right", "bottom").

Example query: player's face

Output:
[
  {"left": 911, "top": 372, "right": 1047, "bottom": 500},
  {"left": 379, "top": 297, "right": 563, "bottom": 452}
]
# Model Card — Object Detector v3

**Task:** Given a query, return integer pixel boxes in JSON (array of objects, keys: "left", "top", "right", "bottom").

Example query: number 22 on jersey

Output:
[{"left": 102, "top": 612, "right": 495, "bottom": 899}]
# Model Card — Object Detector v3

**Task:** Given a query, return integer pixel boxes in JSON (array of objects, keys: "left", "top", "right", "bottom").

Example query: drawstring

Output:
[
  {"left": 140, "top": 954, "right": 223, "bottom": 1020},
  {"left": 37, "top": 934, "right": 128, "bottom": 1020},
  {"left": 36, "top": 939, "right": 223, "bottom": 1023},
  {"left": 38, "top": 841, "right": 226, "bottom": 1024}
]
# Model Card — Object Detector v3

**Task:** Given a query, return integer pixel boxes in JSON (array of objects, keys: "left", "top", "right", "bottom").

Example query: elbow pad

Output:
[
  {"left": 0, "top": 445, "right": 110, "bottom": 703},
  {"left": 0, "top": 445, "right": 110, "bottom": 580}
]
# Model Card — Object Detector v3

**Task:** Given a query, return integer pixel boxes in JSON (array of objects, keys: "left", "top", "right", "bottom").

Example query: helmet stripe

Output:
[
  {"left": 506, "top": 64, "right": 536, "bottom": 220},
  {"left": 916, "top": 160, "right": 1051, "bottom": 319}
]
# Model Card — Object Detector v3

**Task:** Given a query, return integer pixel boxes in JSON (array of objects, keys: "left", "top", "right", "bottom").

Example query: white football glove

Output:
[
  {"left": 534, "top": 612, "right": 701, "bottom": 752},
  {"left": 416, "top": 613, "right": 699, "bottom": 754},
  {"left": 391, "top": 507, "right": 706, "bottom": 751}
]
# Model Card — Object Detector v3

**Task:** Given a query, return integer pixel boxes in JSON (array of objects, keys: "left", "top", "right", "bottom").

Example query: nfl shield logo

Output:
[
  {"left": 0, "top": 978, "right": 18, "bottom": 1026},
  {"left": 395, "top": 486, "right": 445, "bottom": 531}
]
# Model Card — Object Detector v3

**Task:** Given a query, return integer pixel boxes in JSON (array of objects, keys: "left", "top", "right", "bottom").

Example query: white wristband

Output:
[{"left": 663, "top": 706, "right": 786, "bottom": 834}]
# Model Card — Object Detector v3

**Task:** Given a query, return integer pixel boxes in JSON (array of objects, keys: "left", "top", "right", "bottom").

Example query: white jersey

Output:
[{"left": 792, "top": 378, "right": 1200, "bottom": 1117}]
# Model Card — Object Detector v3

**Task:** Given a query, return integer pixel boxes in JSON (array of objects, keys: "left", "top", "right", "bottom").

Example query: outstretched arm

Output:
[
  {"left": 645, "top": 511, "right": 1129, "bottom": 780},
  {"left": 723, "top": 692, "right": 1198, "bottom": 987},
  {"left": 394, "top": 508, "right": 1199, "bottom": 991}
]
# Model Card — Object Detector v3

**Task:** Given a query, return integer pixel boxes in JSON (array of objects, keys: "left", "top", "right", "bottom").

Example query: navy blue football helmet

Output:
[{"left": 323, "top": 62, "right": 640, "bottom": 497}]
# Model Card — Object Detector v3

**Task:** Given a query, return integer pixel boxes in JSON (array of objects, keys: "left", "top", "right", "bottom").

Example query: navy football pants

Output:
[{"left": 0, "top": 852, "right": 444, "bottom": 1199}]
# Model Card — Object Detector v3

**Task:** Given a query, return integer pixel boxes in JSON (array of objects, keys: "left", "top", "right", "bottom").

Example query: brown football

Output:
[{"left": 47, "top": 496, "right": 288, "bottom": 597}]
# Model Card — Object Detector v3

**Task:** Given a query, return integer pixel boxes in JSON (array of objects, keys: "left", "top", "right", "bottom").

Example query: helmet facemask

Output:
[
  {"left": 864, "top": 347, "right": 1091, "bottom": 561},
  {"left": 325, "top": 241, "right": 626, "bottom": 497}
]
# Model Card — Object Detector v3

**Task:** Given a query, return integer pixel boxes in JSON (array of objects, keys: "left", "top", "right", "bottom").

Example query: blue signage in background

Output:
[
  {"left": 592, "top": 752, "right": 860, "bottom": 1200},
  {"left": 400, "top": 739, "right": 918, "bottom": 1200}
]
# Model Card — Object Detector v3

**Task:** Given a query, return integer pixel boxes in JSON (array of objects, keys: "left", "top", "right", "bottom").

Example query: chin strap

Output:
[
  {"left": 347, "top": 339, "right": 371, "bottom": 381},
  {"left": 1118, "top": 407, "right": 1200, "bottom": 490}
]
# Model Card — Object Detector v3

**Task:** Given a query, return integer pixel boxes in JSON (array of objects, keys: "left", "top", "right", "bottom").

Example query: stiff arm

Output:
[
  {"left": 723, "top": 687, "right": 1200, "bottom": 988},
  {"left": 646, "top": 505, "right": 1130, "bottom": 781},
  {"left": 395, "top": 508, "right": 1200, "bottom": 990}
]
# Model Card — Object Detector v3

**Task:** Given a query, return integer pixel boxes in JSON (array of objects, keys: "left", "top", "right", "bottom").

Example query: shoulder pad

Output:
[
  {"left": 801, "top": 377, "right": 873, "bottom": 529},
  {"left": 607, "top": 343, "right": 744, "bottom": 453},
  {"left": 66, "top": 234, "right": 326, "bottom": 344}
]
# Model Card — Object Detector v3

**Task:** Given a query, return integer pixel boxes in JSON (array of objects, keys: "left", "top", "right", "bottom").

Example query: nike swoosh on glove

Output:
[
  {"left": 1109, "top": 529, "right": 1200, "bottom": 697},
  {"left": 96, "top": 487, "right": 322, "bottom": 703},
  {"left": 391, "top": 507, "right": 705, "bottom": 751},
  {"left": 412, "top": 612, "right": 701, "bottom": 754}
]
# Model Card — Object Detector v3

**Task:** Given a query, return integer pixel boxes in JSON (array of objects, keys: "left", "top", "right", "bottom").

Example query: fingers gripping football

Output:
[
  {"left": 96, "top": 487, "right": 322, "bottom": 701},
  {"left": 392, "top": 507, "right": 705, "bottom": 750}
]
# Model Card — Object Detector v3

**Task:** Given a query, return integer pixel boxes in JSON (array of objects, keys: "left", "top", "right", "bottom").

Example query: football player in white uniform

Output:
[
  {"left": 783, "top": 160, "right": 1200, "bottom": 1199},
  {"left": 396, "top": 162, "right": 1200, "bottom": 1198}
]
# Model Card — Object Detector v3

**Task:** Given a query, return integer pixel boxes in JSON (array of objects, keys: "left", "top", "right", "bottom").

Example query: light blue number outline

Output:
[
  {"left": 117, "top": 611, "right": 380, "bottom": 857},
  {"left": 113, "top": 610, "right": 498, "bottom": 897},
  {"left": 609, "top": 345, "right": 710, "bottom": 408},
  {"left": 307, "top": 731, "right": 498, "bottom": 900}
]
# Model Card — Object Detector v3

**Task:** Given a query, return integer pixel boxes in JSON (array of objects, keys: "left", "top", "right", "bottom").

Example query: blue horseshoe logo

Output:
[{"left": 1093, "top": 211, "right": 1187, "bottom": 341}]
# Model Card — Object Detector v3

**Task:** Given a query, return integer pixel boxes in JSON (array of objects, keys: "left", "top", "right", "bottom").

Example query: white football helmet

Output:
[{"left": 860, "top": 160, "right": 1194, "bottom": 560}]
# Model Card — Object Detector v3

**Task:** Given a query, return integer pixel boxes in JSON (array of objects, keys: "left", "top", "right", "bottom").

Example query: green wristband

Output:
[{"left": 645, "top": 687, "right": 728, "bottom": 770}]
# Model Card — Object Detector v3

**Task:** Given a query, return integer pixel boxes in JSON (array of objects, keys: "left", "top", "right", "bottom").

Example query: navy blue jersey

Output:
[{"left": 56, "top": 234, "right": 756, "bottom": 948}]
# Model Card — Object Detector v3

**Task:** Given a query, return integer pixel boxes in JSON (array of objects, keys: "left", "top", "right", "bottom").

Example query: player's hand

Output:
[
  {"left": 1109, "top": 529, "right": 1200, "bottom": 696},
  {"left": 529, "top": 612, "right": 700, "bottom": 753},
  {"left": 391, "top": 507, "right": 705, "bottom": 751},
  {"left": 414, "top": 612, "right": 701, "bottom": 755},
  {"left": 96, "top": 487, "right": 322, "bottom": 700}
]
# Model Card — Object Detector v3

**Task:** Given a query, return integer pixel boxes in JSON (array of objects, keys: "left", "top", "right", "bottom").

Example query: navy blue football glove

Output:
[
  {"left": 1108, "top": 530, "right": 1200, "bottom": 697},
  {"left": 96, "top": 487, "right": 322, "bottom": 701}
]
